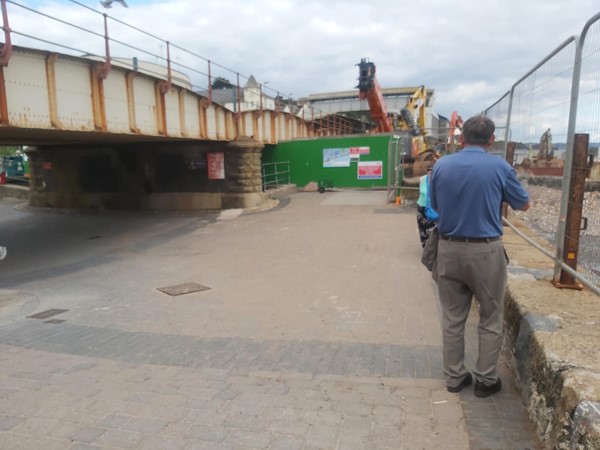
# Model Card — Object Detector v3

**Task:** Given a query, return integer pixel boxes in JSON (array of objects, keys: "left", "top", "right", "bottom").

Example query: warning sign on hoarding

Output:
[
  {"left": 350, "top": 146, "right": 370, "bottom": 158},
  {"left": 357, "top": 161, "right": 382, "bottom": 180},
  {"left": 207, "top": 152, "right": 225, "bottom": 180}
]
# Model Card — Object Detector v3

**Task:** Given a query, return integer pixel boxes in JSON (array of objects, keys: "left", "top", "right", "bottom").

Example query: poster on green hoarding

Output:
[{"left": 323, "top": 148, "right": 350, "bottom": 167}]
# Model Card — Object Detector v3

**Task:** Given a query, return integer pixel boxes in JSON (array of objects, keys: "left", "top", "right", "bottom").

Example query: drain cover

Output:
[
  {"left": 157, "top": 282, "right": 211, "bottom": 296},
  {"left": 27, "top": 308, "right": 68, "bottom": 320}
]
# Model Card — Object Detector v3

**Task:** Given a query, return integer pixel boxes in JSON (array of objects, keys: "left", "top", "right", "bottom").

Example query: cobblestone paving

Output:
[
  {"left": 0, "top": 193, "right": 542, "bottom": 449},
  {"left": 0, "top": 321, "right": 444, "bottom": 379},
  {"left": 0, "top": 344, "right": 466, "bottom": 450}
]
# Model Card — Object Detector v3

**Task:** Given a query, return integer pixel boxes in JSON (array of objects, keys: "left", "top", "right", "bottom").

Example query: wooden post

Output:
[{"left": 557, "top": 133, "right": 589, "bottom": 289}]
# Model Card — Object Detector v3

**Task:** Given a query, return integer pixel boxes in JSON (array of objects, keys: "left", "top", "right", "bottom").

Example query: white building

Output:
[
  {"left": 196, "top": 76, "right": 277, "bottom": 112},
  {"left": 297, "top": 87, "right": 442, "bottom": 137}
]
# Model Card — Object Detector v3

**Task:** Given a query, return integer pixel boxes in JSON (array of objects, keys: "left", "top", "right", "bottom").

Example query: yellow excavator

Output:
[
  {"left": 396, "top": 86, "right": 432, "bottom": 160},
  {"left": 397, "top": 86, "right": 427, "bottom": 133}
]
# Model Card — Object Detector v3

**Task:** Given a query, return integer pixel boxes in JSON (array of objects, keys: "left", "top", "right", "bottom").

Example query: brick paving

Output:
[
  {"left": 0, "top": 321, "right": 444, "bottom": 378},
  {"left": 0, "top": 192, "right": 541, "bottom": 449}
]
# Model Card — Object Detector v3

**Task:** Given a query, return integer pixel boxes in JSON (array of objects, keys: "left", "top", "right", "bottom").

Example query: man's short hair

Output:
[{"left": 462, "top": 115, "right": 495, "bottom": 146}]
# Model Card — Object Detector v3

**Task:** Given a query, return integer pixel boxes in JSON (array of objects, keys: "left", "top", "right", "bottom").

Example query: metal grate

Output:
[{"left": 157, "top": 282, "right": 211, "bottom": 296}]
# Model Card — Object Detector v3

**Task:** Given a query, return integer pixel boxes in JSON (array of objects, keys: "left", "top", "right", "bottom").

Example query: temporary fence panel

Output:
[
  {"left": 484, "top": 10, "right": 600, "bottom": 293},
  {"left": 506, "top": 38, "right": 577, "bottom": 167},
  {"left": 484, "top": 91, "right": 511, "bottom": 144},
  {"left": 562, "top": 14, "right": 600, "bottom": 289}
]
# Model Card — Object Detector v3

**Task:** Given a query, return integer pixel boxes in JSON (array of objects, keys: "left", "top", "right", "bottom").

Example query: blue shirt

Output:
[{"left": 429, "top": 146, "right": 529, "bottom": 238}]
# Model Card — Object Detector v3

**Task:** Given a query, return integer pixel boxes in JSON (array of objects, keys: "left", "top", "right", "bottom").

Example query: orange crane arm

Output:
[
  {"left": 356, "top": 58, "right": 393, "bottom": 133},
  {"left": 446, "top": 111, "right": 463, "bottom": 152}
]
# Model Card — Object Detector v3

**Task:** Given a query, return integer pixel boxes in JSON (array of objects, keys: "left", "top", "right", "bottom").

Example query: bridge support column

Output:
[{"left": 223, "top": 137, "right": 267, "bottom": 209}]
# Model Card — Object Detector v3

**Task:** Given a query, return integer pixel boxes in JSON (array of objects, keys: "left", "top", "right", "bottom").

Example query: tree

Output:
[
  {"left": 0, "top": 146, "right": 21, "bottom": 156},
  {"left": 211, "top": 77, "right": 235, "bottom": 90}
]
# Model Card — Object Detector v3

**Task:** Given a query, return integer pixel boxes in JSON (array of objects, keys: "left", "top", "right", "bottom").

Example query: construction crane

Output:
[
  {"left": 356, "top": 58, "right": 393, "bottom": 133},
  {"left": 355, "top": 59, "right": 434, "bottom": 170}
]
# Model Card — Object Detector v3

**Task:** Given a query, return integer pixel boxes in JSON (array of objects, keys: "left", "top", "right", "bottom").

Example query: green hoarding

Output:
[{"left": 262, "top": 135, "right": 392, "bottom": 189}]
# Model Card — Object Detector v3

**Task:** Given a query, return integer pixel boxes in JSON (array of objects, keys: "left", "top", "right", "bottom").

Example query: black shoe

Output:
[
  {"left": 474, "top": 378, "right": 502, "bottom": 398},
  {"left": 447, "top": 373, "right": 472, "bottom": 393}
]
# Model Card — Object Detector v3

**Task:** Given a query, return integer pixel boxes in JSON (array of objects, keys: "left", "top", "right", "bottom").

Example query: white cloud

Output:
[{"left": 6, "top": 0, "right": 600, "bottom": 121}]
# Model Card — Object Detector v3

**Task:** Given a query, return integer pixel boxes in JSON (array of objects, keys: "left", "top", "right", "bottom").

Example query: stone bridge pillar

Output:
[{"left": 223, "top": 137, "right": 266, "bottom": 209}]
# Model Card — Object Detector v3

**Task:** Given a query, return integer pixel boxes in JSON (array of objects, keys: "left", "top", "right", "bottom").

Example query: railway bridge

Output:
[{"left": 0, "top": 44, "right": 348, "bottom": 210}]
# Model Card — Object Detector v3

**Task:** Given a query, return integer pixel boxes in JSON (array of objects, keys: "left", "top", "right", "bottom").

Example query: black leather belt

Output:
[{"left": 440, "top": 235, "right": 501, "bottom": 243}]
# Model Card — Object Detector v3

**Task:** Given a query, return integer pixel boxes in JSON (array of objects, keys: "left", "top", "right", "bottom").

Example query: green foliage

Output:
[
  {"left": 211, "top": 77, "right": 235, "bottom": 90},
  {"left": 0, "top": 146, "right": 21, "bottom": 156}
]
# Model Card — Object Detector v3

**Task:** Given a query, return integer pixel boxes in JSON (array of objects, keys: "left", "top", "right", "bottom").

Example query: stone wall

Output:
[
  {"left": 501, "top": 227, "right": 600, "bottom": 449},
  {"left": 0, "top": 184, "right": 29, "bottom": 200}
]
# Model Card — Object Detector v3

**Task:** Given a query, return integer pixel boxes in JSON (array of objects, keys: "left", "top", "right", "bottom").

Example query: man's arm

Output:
[
  {"left": 503, "top": 168, "right": 530, "bottom": 212},
  {"left": 518, "top": 200, "right": 531, "bottom": 211}
]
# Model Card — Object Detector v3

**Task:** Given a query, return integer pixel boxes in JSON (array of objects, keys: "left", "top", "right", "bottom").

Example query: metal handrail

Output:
[{"left": 262, "top": 161, "right": 290, "bottom": 191}]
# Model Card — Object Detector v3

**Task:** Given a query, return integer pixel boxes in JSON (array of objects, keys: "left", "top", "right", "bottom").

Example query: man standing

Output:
[{"left": 429, "top": 115, "right": 530, "bottom": 397}]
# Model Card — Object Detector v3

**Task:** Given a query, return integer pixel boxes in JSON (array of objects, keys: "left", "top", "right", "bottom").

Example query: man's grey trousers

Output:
[{"left": 436, "top": 238, "right": 508, "bottom": 388}]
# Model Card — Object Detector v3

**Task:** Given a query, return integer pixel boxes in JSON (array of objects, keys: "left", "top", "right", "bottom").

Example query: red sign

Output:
[
  {"left": 207, "top": 152, "right": 225, "bottom": 180},
  {"left": 349, "top": 146, "right": 370, "bottom": 157},
  {"left": 357, "top": 161, "right": 382, "bottom": 179}
]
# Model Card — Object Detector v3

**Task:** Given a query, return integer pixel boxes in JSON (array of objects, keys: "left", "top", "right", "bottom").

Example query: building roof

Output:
[
  {"left": 299, "top": 87, "right": 434, "bottom": 102},
  {"left": 195, "top": 75, "right": 270, "bottom": 107},
  {"left": 245, "top": 75, "right": 260, "bottom": 89},
  {"left": 195, "top": 88, "right": 240, "bottom": 105}
]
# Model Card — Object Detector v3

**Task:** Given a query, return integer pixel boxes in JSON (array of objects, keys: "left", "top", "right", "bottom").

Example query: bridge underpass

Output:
[{"left": 0, "top": 45, "right": 352, "bottom": 210}]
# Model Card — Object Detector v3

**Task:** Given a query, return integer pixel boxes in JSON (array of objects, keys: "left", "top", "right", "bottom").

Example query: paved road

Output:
[{"left": 0, "top": 193, "right": 541, "bottom": 449}]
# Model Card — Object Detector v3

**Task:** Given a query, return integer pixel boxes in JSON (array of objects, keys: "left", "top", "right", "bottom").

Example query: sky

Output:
[{"left": 7, "top": 0, "right": 600, "bottom": 120}]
